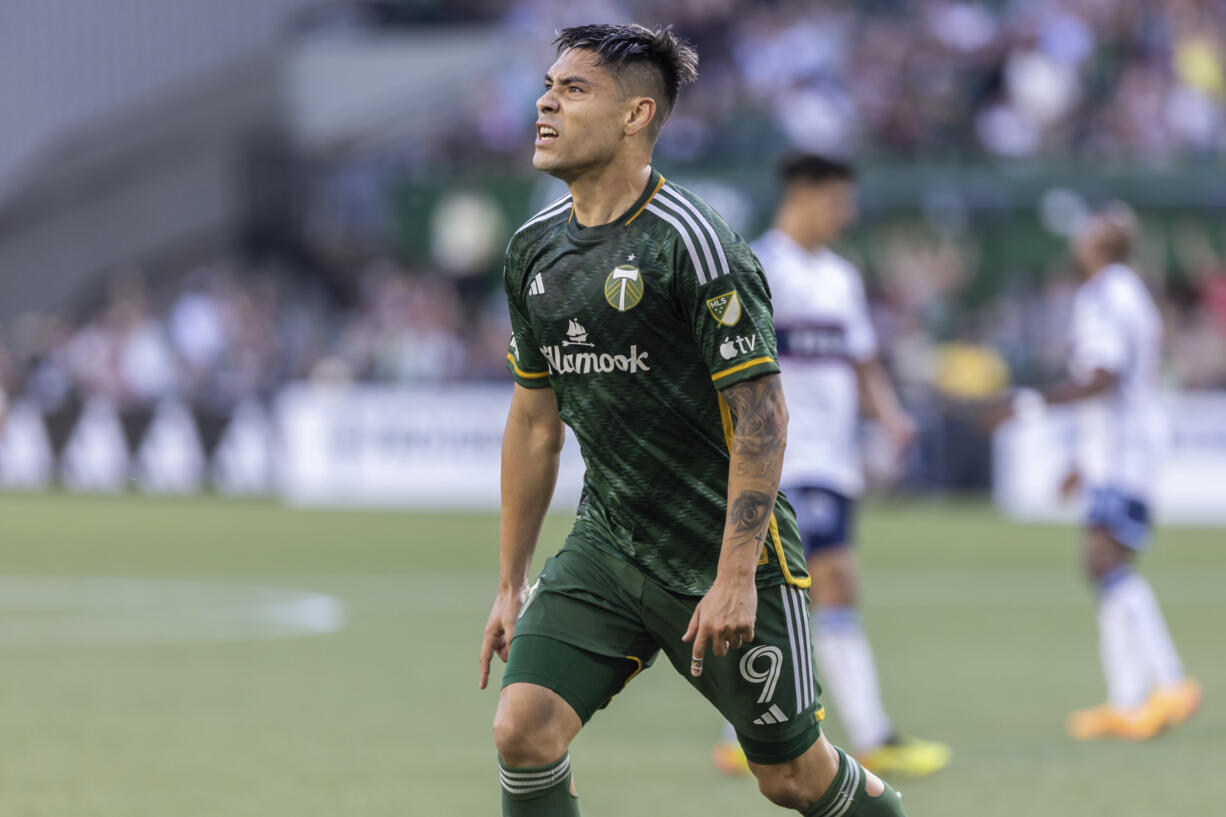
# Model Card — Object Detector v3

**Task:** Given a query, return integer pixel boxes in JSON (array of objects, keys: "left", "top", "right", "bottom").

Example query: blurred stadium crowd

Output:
[
  {"left": 424, "top": 0, "right": 1226, "bottom": 165},
  {"left": 3, "top": 221, "right": 1224, "bottom": 422},
  {"left": 2, "top": 0, "right": 1226, "bottom": 417}
]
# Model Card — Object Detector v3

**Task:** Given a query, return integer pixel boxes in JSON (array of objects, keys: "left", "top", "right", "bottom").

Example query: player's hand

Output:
[
  {"left": 977, "top": 398, "right": 1015, "bottom": 432},
  {"left": 682, "top": 575, "right": 757, "bottom": 677},
  {"left": 1059, "top": 467, "right": 1082, "bottom": 501},
  {"left": 885, "top": 412, "right": 918, "bottom": 458},
  {"left": 478, "top": 586, "right": 527, "bottom": 690}
]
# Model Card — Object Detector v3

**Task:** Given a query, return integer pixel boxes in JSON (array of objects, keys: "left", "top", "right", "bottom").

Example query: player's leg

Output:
[
  {"left": 494, "top": 546, "right": 658, "bottom": 815},
  {"left": 713, "top": 485, "right": 863, "bottom": 776},
  {"left": 652, "top": 579, "right": 905, "bottom": 813},
  {"left": 494, "top": 680, "right": 583, "bottom": 815},
  {"left": 803, "top": 487, "right": 948, "bottom": 777},
  {"left": 751, "top": 733, "right": 906, "bottom": 816},
  {"left": 808, "top": 543, "right": 894, "bottom": 755},
  {"left": 1071, "top": 488, "right": 1201, "bottom": 740}
]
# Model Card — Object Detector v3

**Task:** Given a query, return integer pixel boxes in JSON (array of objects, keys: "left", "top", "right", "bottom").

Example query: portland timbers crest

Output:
[{"left": 604, "top": 264, "right": 644, "bottom": 312}]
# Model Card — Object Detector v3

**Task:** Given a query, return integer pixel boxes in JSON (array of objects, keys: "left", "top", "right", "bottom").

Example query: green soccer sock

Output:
[
  {"left": 499, "top": 754, "right": 581, "bottom": 816},
  {"left": 804, "top": 747, "right": 906, "bottom": 817}
]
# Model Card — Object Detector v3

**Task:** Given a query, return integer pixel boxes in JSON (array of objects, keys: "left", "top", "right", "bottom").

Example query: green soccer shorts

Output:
[{"left": 503, "top": 541, "right": 824, "bottom": 765}]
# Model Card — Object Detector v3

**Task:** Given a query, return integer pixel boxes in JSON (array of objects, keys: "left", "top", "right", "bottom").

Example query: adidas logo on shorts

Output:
[{"left": 753, "top": 704, "right": 790, "bottom": 726}]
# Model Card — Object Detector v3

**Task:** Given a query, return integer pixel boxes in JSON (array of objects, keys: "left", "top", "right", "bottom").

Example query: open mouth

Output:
[{"left": 536, "top": 123, "right": 559, "bottom": 146}]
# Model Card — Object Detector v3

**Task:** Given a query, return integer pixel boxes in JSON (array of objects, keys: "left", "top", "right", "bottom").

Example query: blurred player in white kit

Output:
[
  {"left": 987, "top": 202, "right": 1202, "bottom": 739},
  {"left": 714, "top": 154, "right": 951, "bottom": 778}
]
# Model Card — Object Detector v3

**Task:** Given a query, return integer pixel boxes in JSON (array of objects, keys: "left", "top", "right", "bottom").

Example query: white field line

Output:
[{"left": 0, "top": 578, "right": 346, "bottom": 648}]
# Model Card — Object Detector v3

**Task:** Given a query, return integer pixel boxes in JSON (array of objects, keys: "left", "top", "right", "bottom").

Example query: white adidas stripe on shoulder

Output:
[
  {"left": 512, "top": 195, "right": 572, "bottom": 237},
  {"left": 645, "top": 202, "right": 712, "bottom": 284},
  {"left": 650, "top": 193, "right": 720, "bottom": 286},
  {"left": 659, "top": 185, "right": 731, "bottom": 279}
]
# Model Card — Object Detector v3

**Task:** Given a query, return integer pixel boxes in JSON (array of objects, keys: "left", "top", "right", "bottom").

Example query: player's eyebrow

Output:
[{"left": 545, "top": 74, "right": 591, "bottom": 87}]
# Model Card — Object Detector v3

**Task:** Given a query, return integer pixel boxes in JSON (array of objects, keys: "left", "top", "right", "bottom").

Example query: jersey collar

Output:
[{"left": 565, "top": 168, "right": 664, "bottom": 243}]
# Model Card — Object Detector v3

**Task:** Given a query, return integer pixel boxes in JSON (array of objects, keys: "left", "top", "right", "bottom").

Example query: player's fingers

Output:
[
  {"left": 681, "top": 606, "right": 700, "bottom": 644},
  {"left": 496, "top": 635, "right": 510, "bottom": 664},
  {"left": 690, "top": 632, "right": 708, "bottom": 677},
  {"left": 478, "top": 640, "right": 494, "bottom": 689},
  {"left": 711, "top": 628, "right": 727, "bottom": 657}
]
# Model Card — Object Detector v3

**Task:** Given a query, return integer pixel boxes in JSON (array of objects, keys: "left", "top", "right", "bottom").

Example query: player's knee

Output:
[
  {"left": 1082, "top": 528, "right": 1131, "bottom": 583},
  {"left": 809, "top": 551, "right": 857, "bottom": 607},
  {"left": 491, "top": 705, "right": 569, "bottom": 766},
  {"left": 755, "top": 767, "right": 813, "bottom": 811}
]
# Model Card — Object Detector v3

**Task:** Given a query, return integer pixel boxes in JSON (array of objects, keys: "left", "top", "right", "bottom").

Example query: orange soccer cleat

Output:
[
  {"left": 1149, "top": 677, "right": 1203, "bottom": 730},
  {"left": 711, "top": 741, "right": 751, "bottom": 777}
]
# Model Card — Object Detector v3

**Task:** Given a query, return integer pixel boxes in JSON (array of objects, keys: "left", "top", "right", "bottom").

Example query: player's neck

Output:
[{"left": 566, "top": 161, "right": 652, "bottom": 228}]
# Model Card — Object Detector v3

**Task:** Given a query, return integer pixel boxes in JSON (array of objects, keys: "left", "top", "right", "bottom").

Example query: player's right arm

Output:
[
  {"left": 480, "top": 239, "right": 561, "bottom": 689},
  {"left": 479, "top": 384, "right": 564, "bottom": 689}
]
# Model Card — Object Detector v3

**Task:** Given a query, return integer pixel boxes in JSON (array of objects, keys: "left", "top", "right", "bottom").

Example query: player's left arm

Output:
[
  {"left": 981, "top": 367, "right": 1120, "bottom": 431},
  {"left": 683, "top": 372, "right": 788, "bottom": 675},
  {"left": 665, "top": 199, "right": 792, "bottom": 674},
  {"left": 855, "top": 358, "right": 916, "bottom": 450},
  {"left": 982, "top": 287, "right": 1126, "bottom": 436}
]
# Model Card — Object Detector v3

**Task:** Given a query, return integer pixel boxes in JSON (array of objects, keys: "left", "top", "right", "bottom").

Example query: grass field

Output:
[{"left": 0, "top": 493, "right": 1221, "bottom": 816}]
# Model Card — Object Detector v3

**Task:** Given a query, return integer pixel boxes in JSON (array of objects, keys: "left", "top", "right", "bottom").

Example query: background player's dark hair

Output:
[
  {"left": 779, "top": 153, "right": 857, "bottom": 187},
  {"left": 553, "top": 24, "right": 699, "bottom": 138}
]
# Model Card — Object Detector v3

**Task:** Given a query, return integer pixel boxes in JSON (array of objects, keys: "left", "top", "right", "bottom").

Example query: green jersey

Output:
[{"left": 504, "top": 168, "right": 809, "bottom": 596}]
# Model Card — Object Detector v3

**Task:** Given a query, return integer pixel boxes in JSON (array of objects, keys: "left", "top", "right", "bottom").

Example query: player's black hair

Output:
[
  {"left": 779, "top": 153, "right": 857, "bottom": 186},
  {"left": 553, "top": 24, "right": 699, "bottom": 135}
]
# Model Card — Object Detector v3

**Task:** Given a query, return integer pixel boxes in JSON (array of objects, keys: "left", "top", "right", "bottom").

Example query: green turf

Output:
[{"left": 0, "top": 493, "right": 1221, "bottom": 816}]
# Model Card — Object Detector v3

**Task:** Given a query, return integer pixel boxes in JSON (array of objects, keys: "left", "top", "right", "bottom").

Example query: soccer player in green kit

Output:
[{"left": 477, "top": 24, "right": 907, "bottom": 817}]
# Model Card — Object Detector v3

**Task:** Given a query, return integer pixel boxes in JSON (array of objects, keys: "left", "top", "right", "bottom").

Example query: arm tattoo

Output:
[
  {"left": 720, "top": 374, "right": 787, "bottom": 553},
  {"left": 721, "top": 375, "right": 786, "bottom": 462},
  {"left": 729, "top": 490, "right": 773, "bottom": 533}
]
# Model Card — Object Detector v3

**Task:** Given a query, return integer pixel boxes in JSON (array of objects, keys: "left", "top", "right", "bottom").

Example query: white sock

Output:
[
  {"left": 1103, "top": 568, "right": 1184, "bottom": 693},
  {"left": 813, "top": 606, "right": 893, "bottom": 752},
  {"left": 1097, "top": 570, "right": 1149, "bottom": 709}
]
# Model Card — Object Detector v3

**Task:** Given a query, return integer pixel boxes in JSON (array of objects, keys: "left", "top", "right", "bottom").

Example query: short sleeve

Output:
[
  {"left": 503, "top": 253, "right": 552, "bottom": 388},
  {"left": 1070, "top": 293, "right": 1127, "bottom": 381},
  {"left": 844, "top": 268, "right": 878, "bottom": 362},
  {"left": 672, "top": 232, "right": 780, "bottom": 390}
]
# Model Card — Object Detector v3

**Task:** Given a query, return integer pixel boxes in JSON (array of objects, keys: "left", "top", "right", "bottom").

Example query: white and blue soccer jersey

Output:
[
  {"left": 753, "top": 230, "right": 876, "bottom": 498},
  {"left": 1069, "top": 263, "right": 1166, "bottom": 505}
]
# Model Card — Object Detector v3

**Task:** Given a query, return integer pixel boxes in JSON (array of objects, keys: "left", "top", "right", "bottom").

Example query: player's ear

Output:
[{"left": 624, "top": 96, "right": 656, "bottom": 138}]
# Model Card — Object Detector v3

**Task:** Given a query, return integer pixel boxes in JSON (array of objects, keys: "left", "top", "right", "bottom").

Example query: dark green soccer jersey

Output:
[{"left": 504, "top": 168, "right": 809, "bottom": 596}]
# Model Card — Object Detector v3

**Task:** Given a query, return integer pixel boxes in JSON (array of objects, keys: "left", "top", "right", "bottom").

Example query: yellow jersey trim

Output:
[
  {"left": 507, "top": 353, "right": 549, "bottom": 379},
  {"left": 624, "top": 173, "right": 667, "bottom": 225},
  {"left": 769, "top": 514, "right": 810, "bottom": 588},
  {"left": 715, "top": 394, "right": 810, "bottom": 589},
  {"left": 710, "top": 356, "right": 776, "bottom": 383},
  {"left": 621, "top": 655, "right": 645, "bottom": 690}
]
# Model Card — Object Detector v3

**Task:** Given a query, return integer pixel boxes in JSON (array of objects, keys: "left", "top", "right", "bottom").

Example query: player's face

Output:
[
  {"left": 800, "top": 180, "right": 858, "bottom": 243},
  {"left": 533, "top": 49, "right": 628, "bottom": 179},
  {"left": 1072, "top": 218, "right": 1105, "bottom": 277}
]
